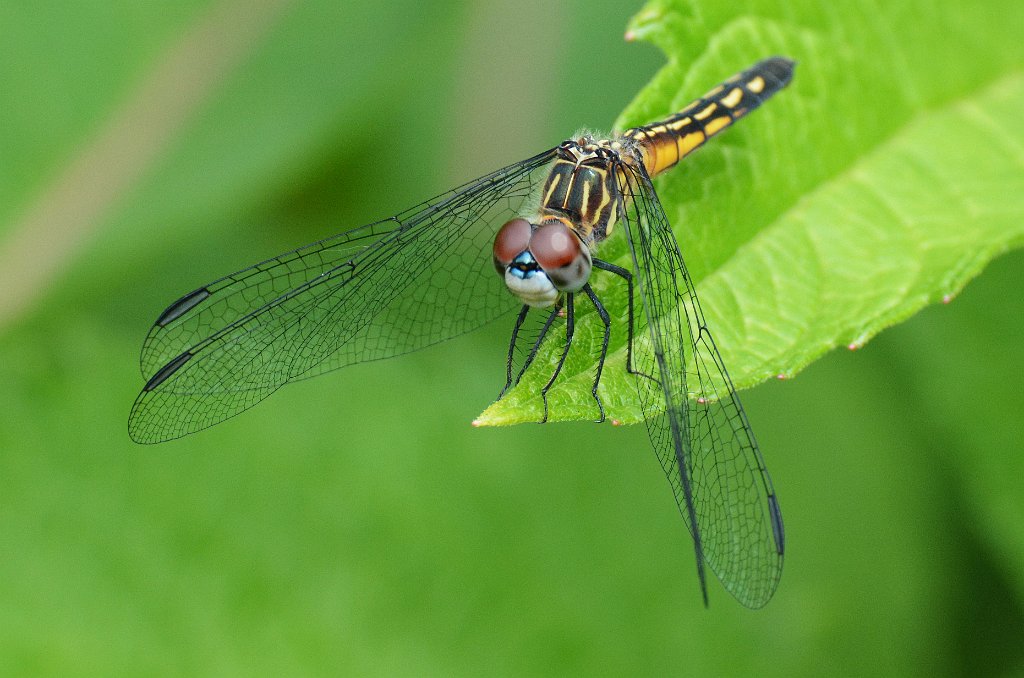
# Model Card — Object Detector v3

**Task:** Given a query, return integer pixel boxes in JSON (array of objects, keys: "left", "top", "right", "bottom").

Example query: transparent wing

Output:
[
  {"left": 616, "top": 160, "right": 784, "bottom": 608},
  {"left": 129, "top": 149, "right": 558, "bottom": 444}
]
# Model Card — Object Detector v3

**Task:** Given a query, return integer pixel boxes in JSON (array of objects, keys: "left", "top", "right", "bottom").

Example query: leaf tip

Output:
[
  {"left": 623, "top": 5, "right": 663, "bottom": 46},
  {"left": 471, "top": 403, "right": 511, "bottom": 428}
]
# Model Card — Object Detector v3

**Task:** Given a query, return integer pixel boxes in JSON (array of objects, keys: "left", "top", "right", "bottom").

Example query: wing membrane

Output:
[
  {"left": 616, "top": 160, "right": 784, "bottom": 608},
  {"left": 130, "top": 150, "right": 558, "bottom": 443}
]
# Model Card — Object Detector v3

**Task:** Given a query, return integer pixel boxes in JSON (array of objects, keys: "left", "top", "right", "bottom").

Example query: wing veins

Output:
[
  {"left": 617, "top": 159, "right": 783, "bottom": 608},
  {"left": 130, "top": 150, "right": 557, "bottom": 442}
]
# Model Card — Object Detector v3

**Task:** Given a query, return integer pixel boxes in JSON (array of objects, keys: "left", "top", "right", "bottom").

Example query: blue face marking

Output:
[{"left": 508, "top": 251, "right": 540, "bottom": 279}]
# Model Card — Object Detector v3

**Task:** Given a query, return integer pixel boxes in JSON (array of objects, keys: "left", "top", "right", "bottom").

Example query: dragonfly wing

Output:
[
  {"left": 616, "top": 160, "right": 784, "bottom": 608},
  {"left": 130, "top": 149, "right": 558, "bottom": 443}
]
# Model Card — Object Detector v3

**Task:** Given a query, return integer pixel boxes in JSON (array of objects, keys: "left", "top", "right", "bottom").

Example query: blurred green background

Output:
[{"left": 2, "top": 1, "right": 1023, "bottom": 676}]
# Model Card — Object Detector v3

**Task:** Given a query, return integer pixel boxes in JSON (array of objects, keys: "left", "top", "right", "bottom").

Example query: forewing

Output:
[
  {"left": 130, "top": 150, "right": 557, "bottom": 443},
  {"left": 617, "top": 161, "right": 784, "bottom": 608}
]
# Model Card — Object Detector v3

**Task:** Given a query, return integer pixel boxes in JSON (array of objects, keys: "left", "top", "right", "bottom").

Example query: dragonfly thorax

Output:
[
  {"left": 493, "top": 217, "right": 593, "bottom": 307},
  {"left": 539, "top": 141, "right": 623, "bottom": 246}
]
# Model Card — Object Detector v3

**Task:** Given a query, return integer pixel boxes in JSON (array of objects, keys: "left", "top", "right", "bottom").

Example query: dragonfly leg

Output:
[
  {"left": 593, "top": 259, "right": 635, "bottom": 374},
  {"left": 513, "top": 302, "right": 562, "bottom": 390},
  {"left": 540, "top": 293, "right": 574, "bottom": 423},
  {"left": 500, "top": 305, "right": 531, "bottom": 399},
  {"left": 582, "top": 283, "right": 609, "bottom": 423},
  {"left": 593, "top": 257, "right": 659, "bottom": 386}
]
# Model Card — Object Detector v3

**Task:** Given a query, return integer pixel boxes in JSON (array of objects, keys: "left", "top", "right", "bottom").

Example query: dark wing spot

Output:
[
  {"left": 155, "top": 288, "right": 211, "bottom": 327},
  {"left": 144, "top": 351, "right": 193, "bottom": 391},
  {"left": 768, "top": 494, "right": 785, "bottom": 555}
]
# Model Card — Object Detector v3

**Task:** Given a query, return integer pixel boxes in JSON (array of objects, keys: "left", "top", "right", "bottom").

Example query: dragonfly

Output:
[{"left": 130, "top": 56, "right": 795, "bottom": 608}]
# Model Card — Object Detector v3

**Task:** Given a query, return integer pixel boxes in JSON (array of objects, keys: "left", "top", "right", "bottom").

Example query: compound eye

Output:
[
  {"left": 530, "top": 221, "right": 580, "bottom": 269},
  {"left": 493, "top": 218, "right": 533, "bottom": 273},
  {"left": 530, "top": 221, "right": 591, "bottom": 291}
]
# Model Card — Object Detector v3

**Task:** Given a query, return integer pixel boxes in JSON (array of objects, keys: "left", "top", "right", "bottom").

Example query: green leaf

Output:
[{"left": 477, "top": 0, "right": 1024, "bottom": 426}]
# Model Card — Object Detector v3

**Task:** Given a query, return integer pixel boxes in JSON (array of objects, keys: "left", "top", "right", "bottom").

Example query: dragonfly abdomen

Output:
[{"left": 623, "top": 56, "right": 795, "bottom": 177}]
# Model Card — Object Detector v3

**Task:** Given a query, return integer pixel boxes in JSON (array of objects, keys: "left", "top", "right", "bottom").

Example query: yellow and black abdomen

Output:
[{"left": 622, "top": 57, "right": 795, "bottom": 177}]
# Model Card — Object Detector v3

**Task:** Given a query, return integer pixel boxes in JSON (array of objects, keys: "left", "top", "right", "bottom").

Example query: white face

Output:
[{"left": 504, "top": 267, "right": 559, "bottom": 308}]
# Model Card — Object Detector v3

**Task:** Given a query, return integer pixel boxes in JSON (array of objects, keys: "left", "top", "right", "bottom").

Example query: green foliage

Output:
[
  {"left": 479, "top": 0, "right": 1024, "bottom": 425},
  {"left": 1, "top": 1, "right": 1023, "bottom": 676}
]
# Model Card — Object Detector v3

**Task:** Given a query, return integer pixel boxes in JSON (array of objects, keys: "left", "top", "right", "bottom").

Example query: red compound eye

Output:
[
  {"left": 493, "top": 218, "right": 532, "bottom": 273},
  {"left": 529, "top": 221, "right": 591, "bottom": 291},
  {"left": 529, "top": 221, "right": 580, "bottom": 270}
]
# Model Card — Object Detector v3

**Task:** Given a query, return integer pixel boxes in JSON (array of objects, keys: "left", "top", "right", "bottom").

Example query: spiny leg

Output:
[
  {"left": 513, "top": 302, "right": 562, "bottom": 389},
  {"left": 500, "top": 305, "right": 531, "bottom": 398},
  {"left": 540, "top": 292, "right": 575, "bottom": 423},
  {"left": 593, "top": 258, "right": 639, "bottom": 375},
  {"left": 582, "top": 283, "right": 610, "bottom": 423}
]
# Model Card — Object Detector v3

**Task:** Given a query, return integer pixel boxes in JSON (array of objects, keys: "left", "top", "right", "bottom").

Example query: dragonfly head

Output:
[{"left": 493, "top": 217, "right": 592, "bottom": 307}]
